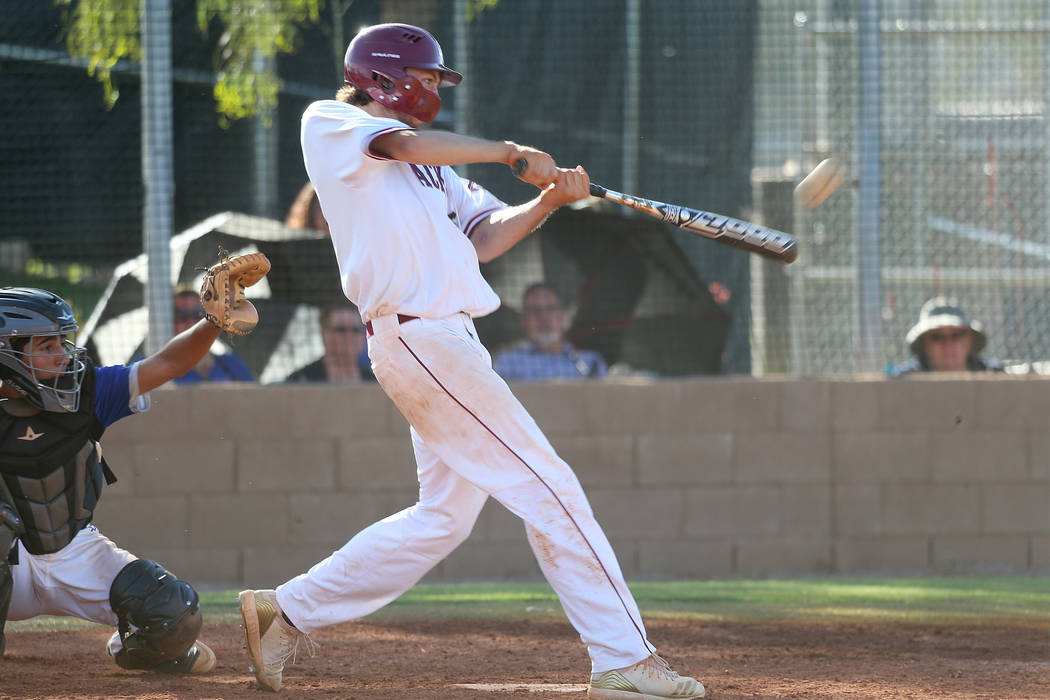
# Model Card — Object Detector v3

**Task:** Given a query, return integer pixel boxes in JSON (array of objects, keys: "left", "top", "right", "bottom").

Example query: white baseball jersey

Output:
[{"left": 301, "top": 100, "right": 506, "bottom": 321}]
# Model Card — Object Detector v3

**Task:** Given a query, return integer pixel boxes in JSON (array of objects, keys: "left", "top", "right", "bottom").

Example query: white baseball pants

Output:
[
  {"left": 277, "top": 312, "right": 655, "bottom": 672},
  {"left": 8, "top": 524, "right": 135, "bottom": 625}
]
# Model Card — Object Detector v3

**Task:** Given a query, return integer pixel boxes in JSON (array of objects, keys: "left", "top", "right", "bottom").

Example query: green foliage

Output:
[
  {"left": 57, "top": 0, "right": 320, "bottom": 124},
  {"left": 196, "top": 0, "right": 321, "bottom": 126},
  {"left": 466, "top": 0, "right": 501, "bottom": 22},
  {"left": 56, "top": 0, "right": 141, "bottom": 109}
]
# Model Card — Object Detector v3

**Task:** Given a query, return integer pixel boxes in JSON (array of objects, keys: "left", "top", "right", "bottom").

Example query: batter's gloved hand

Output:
[{"left": 199, "top": 248, "right": 271, "bottom": 336}]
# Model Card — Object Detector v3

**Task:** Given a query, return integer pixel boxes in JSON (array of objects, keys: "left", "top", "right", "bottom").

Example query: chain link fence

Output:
[
  {"left": 3, "top": 0, "right": 1048, "bottom": 380},
  {"left": 754, "top": 0, "right": 1050, "bottom": 375}
]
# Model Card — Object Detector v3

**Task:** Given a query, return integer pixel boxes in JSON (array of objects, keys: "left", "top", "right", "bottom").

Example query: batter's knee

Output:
[
  {"left": 108, "top": 559, "right": 202, "bottom": 671},
  {"left": 419, "top": 505, "right": 478, "bottom": 549}
]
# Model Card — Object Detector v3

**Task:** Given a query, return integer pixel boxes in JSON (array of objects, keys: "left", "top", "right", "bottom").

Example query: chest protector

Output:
[{"left": 0, "top": 360, "right": 116, "bottom": 555}]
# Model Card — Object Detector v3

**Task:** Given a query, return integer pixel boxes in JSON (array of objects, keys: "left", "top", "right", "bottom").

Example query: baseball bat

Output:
[{"left": 512, "top": 159, "right": 798, "bottom": 263}]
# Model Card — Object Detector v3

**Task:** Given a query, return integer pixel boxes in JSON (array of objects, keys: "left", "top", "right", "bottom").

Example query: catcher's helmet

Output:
[
  {"left": 0, "top": 287, "right": 86, "bottom": 413},
  {"left": 343, "top": 23, "right": 462, "bottom": 123}
]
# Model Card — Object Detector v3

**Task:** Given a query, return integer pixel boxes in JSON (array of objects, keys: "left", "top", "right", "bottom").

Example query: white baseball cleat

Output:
[
  {"left": 588, "top": 653, "right": 705, "bottom": 699},
  {"left": 239, "top": 589, "right": 316, "bottom": 692}
]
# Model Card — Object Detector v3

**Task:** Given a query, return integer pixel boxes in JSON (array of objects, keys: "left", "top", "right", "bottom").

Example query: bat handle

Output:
[{"left": 589, "top": 183, "right": 607, "bottom": 198}]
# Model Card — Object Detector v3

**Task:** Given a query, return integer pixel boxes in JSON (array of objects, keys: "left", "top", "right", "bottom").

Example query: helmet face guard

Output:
[
  {"left": 0, "top": 287, "right": 87, "bottom": 413},
  {"left": 343, "top": 23, "right": 462, "bottom": 122}
]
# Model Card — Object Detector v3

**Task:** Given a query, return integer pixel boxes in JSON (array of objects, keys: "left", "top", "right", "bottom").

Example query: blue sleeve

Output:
[{"left": 92, "top": 365, "right": 136, "bottom": 428}]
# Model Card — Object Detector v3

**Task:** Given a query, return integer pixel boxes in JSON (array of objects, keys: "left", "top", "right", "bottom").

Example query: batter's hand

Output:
[
  {"left": 507, "top": 145, "right": 558, "bottom": 188},
  {"left": 540, "top": 166, "right": 591, "bottom": 209}
]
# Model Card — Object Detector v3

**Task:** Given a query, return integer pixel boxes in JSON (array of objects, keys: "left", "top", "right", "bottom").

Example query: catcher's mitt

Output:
[{"left": 199, "top": 249, "right": 271, "bottom": 336}]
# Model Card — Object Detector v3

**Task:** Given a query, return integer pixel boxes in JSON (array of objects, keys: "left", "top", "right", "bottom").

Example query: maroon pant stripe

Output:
[{"left": 397, "top": 336, "right": 651, "bottom": 651}]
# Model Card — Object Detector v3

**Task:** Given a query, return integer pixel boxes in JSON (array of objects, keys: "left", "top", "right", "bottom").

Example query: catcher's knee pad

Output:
[{"left": 108, "top": 559, "right": 202, "bottom": 670}]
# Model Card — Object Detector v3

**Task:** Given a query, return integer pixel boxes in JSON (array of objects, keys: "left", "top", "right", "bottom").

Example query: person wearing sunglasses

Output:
[
  {"left": 285, "top": 304, "right": 374, "bottom": 384},
  {"left": 888, "top": 296, "right": 1003, "bottom": 376}
]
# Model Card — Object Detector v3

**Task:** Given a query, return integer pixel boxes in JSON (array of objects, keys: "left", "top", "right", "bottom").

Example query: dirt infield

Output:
[{"left": 2, "top": 618, "right": 1048, "bottom": 699}]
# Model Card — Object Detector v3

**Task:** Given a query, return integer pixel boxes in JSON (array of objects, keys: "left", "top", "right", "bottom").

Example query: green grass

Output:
[{"left": 12, "top": 576, "right": 1048, "bottom": 633}]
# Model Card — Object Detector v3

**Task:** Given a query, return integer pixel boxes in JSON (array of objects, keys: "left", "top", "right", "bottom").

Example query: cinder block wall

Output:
[{"left": 93, "top": 376, "right": 1050, "bottom": 588}]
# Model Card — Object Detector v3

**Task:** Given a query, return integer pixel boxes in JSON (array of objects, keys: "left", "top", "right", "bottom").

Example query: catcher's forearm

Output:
[{"left": 136, "top": 321, "right": 221, "bottom": 393}]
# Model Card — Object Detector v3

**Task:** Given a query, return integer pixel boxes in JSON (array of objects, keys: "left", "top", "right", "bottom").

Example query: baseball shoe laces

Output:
[
  {"left": 239, "top": 589, "right": 318, "bottom": 692},
  {"left": 589, "top": 652, "right": 705, "bottom": 699}
]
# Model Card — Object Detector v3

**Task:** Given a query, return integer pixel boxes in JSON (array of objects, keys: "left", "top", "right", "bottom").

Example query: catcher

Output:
[{"left": 0, "top": 252, "right": 268, "bottom": 673}]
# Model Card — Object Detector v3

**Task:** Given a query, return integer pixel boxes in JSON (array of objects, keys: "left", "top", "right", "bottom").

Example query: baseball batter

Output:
[{"left": 238, "top": 23, "right": 705, "bottom": 700}]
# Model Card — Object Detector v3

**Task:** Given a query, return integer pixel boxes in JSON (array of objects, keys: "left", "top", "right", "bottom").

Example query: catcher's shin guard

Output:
[{"left": 108, "top": 559, "right": 203, "bottom": 671}]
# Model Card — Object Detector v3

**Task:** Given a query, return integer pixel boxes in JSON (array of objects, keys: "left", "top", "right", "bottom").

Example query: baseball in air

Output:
[{"left": 794, "top": 157, "right": 845, "bottom": 210}]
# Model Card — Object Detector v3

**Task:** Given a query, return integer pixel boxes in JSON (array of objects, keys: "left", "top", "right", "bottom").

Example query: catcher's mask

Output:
[
  {"left": 0, "top": 287, "right": 87, "bottom": 413},
  {"left": 343, "top": 23, "right": 462, "bottom": 123}
]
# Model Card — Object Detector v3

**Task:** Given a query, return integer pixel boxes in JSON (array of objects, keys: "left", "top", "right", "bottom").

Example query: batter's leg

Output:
[{"left": 276, "top": 428, "right": 488, "bottom": 632}]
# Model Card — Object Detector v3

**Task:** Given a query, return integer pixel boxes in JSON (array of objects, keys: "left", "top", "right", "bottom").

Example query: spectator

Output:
[
  {"left": 171, "top": 287, "right": 254, "bottom": 384},
  {"left": 284, "top": 182, "right": 329, "bottom": 235},
  {"left": 888, "top": 296, "right": 1004, "bottom": 376},
  {"left": 493, "top": 283, "right": 607, "bottom": 381},
  {"left": 286, "top": 304, "right": 374, "bottom": 383}
]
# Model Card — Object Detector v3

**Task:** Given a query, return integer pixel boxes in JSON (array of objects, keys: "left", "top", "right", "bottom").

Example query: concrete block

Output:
[
  {"left": 189, "top": 494, "right": 290, "bottom": 547},
  {"left": 737, "top": 537, "right": 832, "bottom": 576},
  {"left": 478, "top": 499, "right": 528, "bottom": 543},
  {"left": 683, "top": 486, "right": 780, "bottom": 537},
  {"left": 511, "top": 383, "right": 589, "bottom": 435},
  {"left": 834, "top": 485, "right": 882, "bottom": 535},
  {"left": 583, "top": 381, "right": 685, "bottom": 435},
  {"left": 607, "top": 538, "right": 640, "bottom": 579},
  {"left": 637, "top": 434, "right": 733, "bottom": 485},
  {"left": 833, "top": 537, "right": 930, "bottom": 573},
  {"left": 237, "top": 439, "right": 337, "bottom": 492},
  {"left": 92, "top": 496, "right": 188, "bottom": 550},
  {"left": 833, "top": 432, "right": 929, "bottom": 482},
  {"left": 441, "top": 540, "right": 542, "bottom": 581},
  {"left": 830, "top": 381, "right": 880, "bottom": 431},
  {"left": 637, "top": 540, "right": 734, "bottom": 579},
  {"left": 289, "top": 492, "right": 400, "bottom": 543},
  {"left": 287, "top": 384, "right": 389, "bottom": 438},
  {"left": 338, "top": 437, "right": 418, "bottom": 490},
  {"left": 186, "top": 385, "right": 292, "bottom": 438},
  {"left": 981, "top": 483, "right": 1050, "bottom": 534},
  {"left": 734, "top": 432, "right": 831, "bottom": 483},
  {"left": 551, "top": 434, "right": 635, "bottom": 487},
  {"left": 932, "top": 536, "right": 1032, "bottom": 574},
  {"left": 976, "top": 378, "right": 1037, "bottom": 429},
  {"left": 141, "top": 548, "right": 242, "bottom": 588},
  {"left": 589, "top": 488, "right": 684, "bottom": 537},
  {"left": 780, "top": 484, "right": 831, "bottom": 536},
  {"left": 728, "top": 380, "right": 782, "bottom": 431},
  {"left": 781, "top": 381, "right": 831, "bottom": 431},
  {"left": 130, "top": 440, "right": 235, "bottom": 494},
  {"left": 106, "top": 387, "right": 191, "bottom": 439},
  {"left": 930, "top": 431, "right": 1027, "bottom": 482},
  {"left": 878, "top": 380, "right": 977, "bottom": 430},
  {"left": 98, "top": 440, "right": 136, "bottom": 497},
  {"left": 1008, "top": 377, "right": 1050, "bottom": 430},
  {"left": 385, "top": 401, "right": 412, "bottom": 437},
  {"left": 243, "top": 545, "right": 339, "bottom": 588},
  {"left": 883, "top": 484, "right": 980, "bottom": 534},
  {"left": 1028, "top": 432, "right": 1050, "bottom": 480}
]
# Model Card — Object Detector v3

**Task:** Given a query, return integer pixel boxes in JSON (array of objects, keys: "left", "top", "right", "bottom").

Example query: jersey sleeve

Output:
[
  {"left": 445, "top": 169, "right": 507, "bottom": 238},
  {"left": 301, "top": 101, "right": 410, "bottom": 185},
  {"left": 93, "top": 363, "right": 150, "bottom": 429}
]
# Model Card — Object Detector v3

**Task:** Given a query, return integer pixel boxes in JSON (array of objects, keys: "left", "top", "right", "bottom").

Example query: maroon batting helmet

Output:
[{"left": 344, "top": 23, "right": 462, "bottom": 123}]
